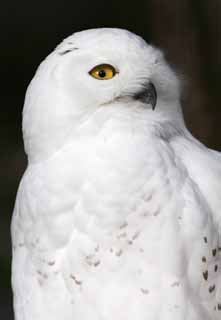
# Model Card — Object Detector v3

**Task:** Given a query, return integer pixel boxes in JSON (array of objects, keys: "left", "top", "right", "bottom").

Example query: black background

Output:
[{"left": 1, "top": 1, "right": 221, "bottom": 319}]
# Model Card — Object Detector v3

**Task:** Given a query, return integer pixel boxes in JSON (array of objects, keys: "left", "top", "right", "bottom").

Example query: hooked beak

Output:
[{"left": 133, "top": 82, "right": 157, "bottom": 110}]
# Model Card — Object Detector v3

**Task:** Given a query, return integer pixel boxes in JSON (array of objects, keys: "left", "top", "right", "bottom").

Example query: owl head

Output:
[{"left": 22, "top": 28, "right": 182, "bottom": 163}]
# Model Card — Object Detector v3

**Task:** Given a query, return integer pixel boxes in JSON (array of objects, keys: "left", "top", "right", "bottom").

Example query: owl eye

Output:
[{"left": 89, "top": 64, "right": 117, "bottom": 80}]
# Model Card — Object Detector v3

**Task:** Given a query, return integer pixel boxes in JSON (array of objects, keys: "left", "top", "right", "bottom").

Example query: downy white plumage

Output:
[{"left": 12, "top": 28, "right": 221, "bottom": 320}]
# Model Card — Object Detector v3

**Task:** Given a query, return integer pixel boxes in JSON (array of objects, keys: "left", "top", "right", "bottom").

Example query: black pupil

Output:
[{"left": 98, "top": 70, "right": 106, "bottom": 78}]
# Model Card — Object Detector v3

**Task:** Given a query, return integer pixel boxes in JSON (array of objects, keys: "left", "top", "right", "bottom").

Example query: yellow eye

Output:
[{"left": 89, "top": 64, "right": 117, "bottom": 80}]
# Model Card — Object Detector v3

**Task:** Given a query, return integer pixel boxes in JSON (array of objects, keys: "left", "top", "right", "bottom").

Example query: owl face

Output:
[
  {"left": 23, "top": 28, "right": 181, "bottom": 162},
  {"left": 55, "top": 29, "right": 160, "bottom": 110}
]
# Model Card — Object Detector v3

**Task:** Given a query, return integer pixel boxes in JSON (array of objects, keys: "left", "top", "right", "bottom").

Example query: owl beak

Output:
[{"left": 133, "top": 82, "right": 157, "bottom": 110}]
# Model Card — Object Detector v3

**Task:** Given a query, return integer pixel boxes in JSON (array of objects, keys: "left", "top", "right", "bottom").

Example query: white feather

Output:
[{"left": 12, "top": 28, "right": 221, "bottom": 320}]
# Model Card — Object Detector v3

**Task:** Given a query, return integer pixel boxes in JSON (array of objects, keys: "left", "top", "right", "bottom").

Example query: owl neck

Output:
[
  {"left": 74, "top": 100, "right": 187, "bottom": 143},
  {"left": 23, "top": 97, "right": 187, "bottom": 164}
]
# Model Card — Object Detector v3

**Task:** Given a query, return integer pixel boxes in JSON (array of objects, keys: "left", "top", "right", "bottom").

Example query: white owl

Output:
[{"left": 12, "top": 28, "right": 221, "bottom": 320}]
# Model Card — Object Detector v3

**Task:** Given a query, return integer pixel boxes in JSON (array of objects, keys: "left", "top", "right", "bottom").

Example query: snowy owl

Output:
[{"left": 12, "top": 28, "right": 221, "bottom": 320}]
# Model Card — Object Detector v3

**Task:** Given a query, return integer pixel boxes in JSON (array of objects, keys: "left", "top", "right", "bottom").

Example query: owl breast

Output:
[{"left": 13, "top": 119, "right": 219, "bottom": 320}]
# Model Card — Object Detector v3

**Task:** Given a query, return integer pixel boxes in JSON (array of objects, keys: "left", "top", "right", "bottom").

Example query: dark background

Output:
[{"left": 1, "top": 1, "right": 221, "bottom": 319}]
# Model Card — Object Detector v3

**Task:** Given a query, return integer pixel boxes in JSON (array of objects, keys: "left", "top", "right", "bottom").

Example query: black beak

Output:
[{"left": 133, "top": 82, "right": 157, "bottom": 110}]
